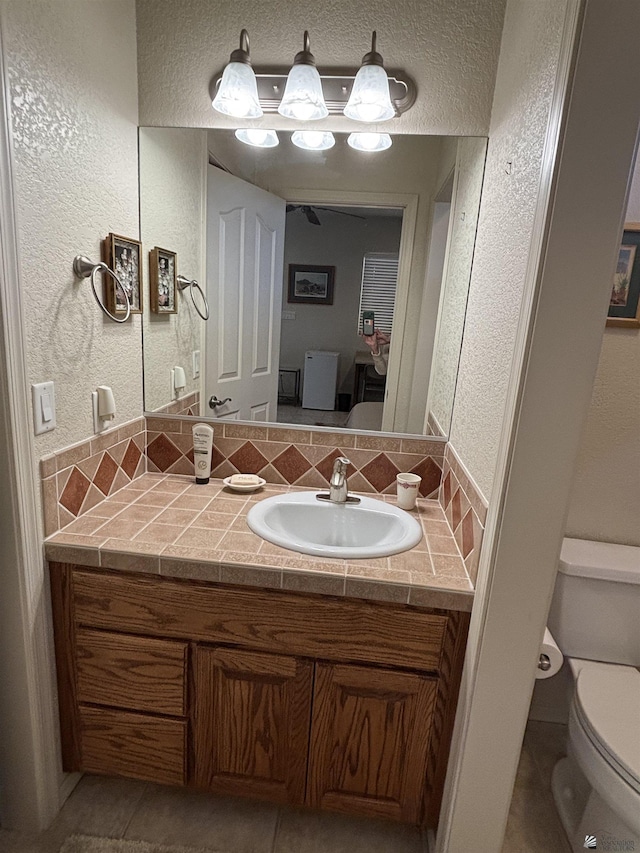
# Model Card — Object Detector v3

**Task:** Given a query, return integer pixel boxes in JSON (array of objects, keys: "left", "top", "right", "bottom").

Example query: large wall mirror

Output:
[{"left": 139, "top": 128, "right": 487, "bottom": 438}]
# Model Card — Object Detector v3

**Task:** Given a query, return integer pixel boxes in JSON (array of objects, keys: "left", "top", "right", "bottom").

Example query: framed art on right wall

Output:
[{"left": 607, "top": 223, "right": 640, "bottom": 328}]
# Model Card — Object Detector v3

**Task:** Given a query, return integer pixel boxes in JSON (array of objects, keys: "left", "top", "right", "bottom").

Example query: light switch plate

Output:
[
  {"left": 192, "top": 350, "right": 200, "bottom": 379},
  {"left": 31, "top": 381, "right": 56, "bottom": 434},
  {"left": 282, "top": 310, "right": 296, "bottom": 320}
]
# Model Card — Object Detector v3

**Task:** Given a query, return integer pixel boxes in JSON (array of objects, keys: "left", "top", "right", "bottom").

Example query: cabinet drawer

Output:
[
  {"left": 76, "top": 628, "right": 187, "bottom": 716},
  {"left": 79, "top": 706, "right": 186, "bottom": 785},
  {"left": 72, "top": 570, "right": 447, "bottom": 672}
]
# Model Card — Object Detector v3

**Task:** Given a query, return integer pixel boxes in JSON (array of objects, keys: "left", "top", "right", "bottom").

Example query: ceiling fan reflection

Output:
[{"left": 285, "top": 204, "right": 367, "bottom": 226}]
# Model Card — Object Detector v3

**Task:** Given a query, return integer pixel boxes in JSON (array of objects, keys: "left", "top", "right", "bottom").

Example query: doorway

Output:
[{"left": 278, "top": 203, "right": 404, "bottom": 430}]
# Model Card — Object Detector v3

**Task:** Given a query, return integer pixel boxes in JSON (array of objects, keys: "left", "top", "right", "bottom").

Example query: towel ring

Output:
[
  {"left": 73, "top": 255, "right": 131, "bottom": 323},
  {"left": 177, "top": 275, "right": 210, "bottom": 321}
]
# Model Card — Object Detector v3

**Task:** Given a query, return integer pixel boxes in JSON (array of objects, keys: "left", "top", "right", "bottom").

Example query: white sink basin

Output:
[{"left": 246, "top": 491, "right": 423, "bottom": 559}]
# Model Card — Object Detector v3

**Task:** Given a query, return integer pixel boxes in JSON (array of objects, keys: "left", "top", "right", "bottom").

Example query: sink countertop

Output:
[{"left": 44, "top": 473, "right": 474, "bottom": 612}]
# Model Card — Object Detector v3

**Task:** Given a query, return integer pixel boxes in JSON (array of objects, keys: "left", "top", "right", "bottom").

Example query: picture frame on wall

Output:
[
  {"left": 149, "top": 247, "right": 177, "bottom": 314},
  {"left": 607, "top": 224, "right": 640, "bottom": 328},
  {"left": 103, "top": 233, "right": 142, "bottom": 316},
  {"left": 287, "top": 264, "right": 335, "bottom": 305}
]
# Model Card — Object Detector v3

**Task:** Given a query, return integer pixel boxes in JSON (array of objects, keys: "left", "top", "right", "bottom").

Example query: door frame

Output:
[
  {"left": 0, "top": 15, "right": 65, "bottom": 830},
  {"left": 436, "top": 1, "right": 640, "bottom": 850},
  {"left": 281, "top": 188, "right": 419, "bottom": 432}
]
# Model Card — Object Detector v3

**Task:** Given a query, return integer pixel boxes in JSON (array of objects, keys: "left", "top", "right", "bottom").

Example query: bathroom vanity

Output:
[
  {"left": 47, "top": 477, "right": 472, "bottom": 829},
  {"left": 50, "top": 564, "right": 468, "bottom": 827}
]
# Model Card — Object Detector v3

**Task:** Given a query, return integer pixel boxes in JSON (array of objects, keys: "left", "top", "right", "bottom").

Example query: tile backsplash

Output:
[
  {"left": 41, "top": 415, "right": 487, "bottom": 592},
  {"left": 40, "top": 417, "right": 146, "bottom": 536},
  {"left": 145, "top": 415, "right": 445, "bottom": 499},
  {"left": 441, "top": 443, "right": 487, "bottom": 585},
  {"left": 151, "top": 391, "right": 200, "bottom": 417}
]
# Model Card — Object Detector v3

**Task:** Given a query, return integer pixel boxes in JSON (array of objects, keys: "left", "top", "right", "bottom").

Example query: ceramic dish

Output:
[{"left": 222, "top": 476, "right": 266, "bottom": 493}]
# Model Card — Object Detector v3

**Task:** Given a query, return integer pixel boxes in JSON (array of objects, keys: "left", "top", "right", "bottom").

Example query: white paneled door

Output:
[{"left": 205, "top": 166, "right": 285, "bottom": 421}]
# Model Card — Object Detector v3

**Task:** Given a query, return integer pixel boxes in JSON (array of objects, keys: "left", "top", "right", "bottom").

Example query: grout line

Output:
[
  {"left": 120, "top": 780, "right": 150, "bottom": 840},
  {"left": 271, "top": 805, "right": 284, "bottom": 853}
]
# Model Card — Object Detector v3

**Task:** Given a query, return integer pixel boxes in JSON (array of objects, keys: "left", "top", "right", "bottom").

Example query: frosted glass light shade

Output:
[
  {"left": 344, "top": 64, "right": 394, "bottom": 122},
  {"left": 291, "top": 131, "right": 335, "bottom": 151},
  {"left": 347, "top": 132, "right": 392, "bottom": 152},
  {"left": 278, "top": 64, "right": 329, "bottom": 121},
  {"left": 235, "top": 129, "right": 279, "bottom": 148},
  {"left": 212, "top": 62, "right": 263, "bottom": 118}
]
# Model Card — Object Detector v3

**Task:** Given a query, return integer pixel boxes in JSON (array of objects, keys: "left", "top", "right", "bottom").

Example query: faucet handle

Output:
[{"left": 334, "top": 456, "right": 350, "bottom": 473}]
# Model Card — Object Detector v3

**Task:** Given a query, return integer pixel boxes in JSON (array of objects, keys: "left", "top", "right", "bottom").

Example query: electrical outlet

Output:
[{"left": 192, "top": 350, "right": 200, "bottom": 379}]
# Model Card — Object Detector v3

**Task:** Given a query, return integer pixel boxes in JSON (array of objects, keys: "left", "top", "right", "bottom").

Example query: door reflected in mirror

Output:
[{"left": 139, "top": 128, "right": 487, "bottom": 438}]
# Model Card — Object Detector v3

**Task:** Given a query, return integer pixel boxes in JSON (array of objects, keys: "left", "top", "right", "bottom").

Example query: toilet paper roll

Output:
[{"left": 536, "top": 628, "right": 564, "bottom": 680}]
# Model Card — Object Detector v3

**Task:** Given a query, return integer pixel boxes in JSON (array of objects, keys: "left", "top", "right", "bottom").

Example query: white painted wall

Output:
[
  {"left": 449, "top": 0, "right": 568, "bottom": 501},
  {"left": 564, "top": 151, "right": 640, "bottom": 546},
  {"left": 280, "top": 211, "right": 402, "bottom": 395},
  {"left": 139, "top": 127, "right": 207, "bottom": 412},
  {"left": 2, "top": 0, "right": 141, "bottom": 456},
  {"left": 136, "top": 0, "right": 506, "bottom": 136}
]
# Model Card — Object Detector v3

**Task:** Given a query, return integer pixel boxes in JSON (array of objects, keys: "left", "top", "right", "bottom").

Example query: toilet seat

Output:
[
  {"left": 568, "top": 662, "right": 640, "bottom": 838},
  {"left": 573, "top": 664, "right": 640, "bottom": 793}
]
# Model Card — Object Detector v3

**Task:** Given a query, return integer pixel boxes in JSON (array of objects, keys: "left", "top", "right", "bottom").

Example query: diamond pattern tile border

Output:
[
  {"left": 440, "top": 443, "right": 488, "bottom": 587},
  {"left": 143, "top": 428, "right": 444, "bottom": 500},
  {"left": 42, "top": 416, "right": 448, "bottom": 538},
  {"left": 41, "top": 420, "right": 146, "bottom": 535}
]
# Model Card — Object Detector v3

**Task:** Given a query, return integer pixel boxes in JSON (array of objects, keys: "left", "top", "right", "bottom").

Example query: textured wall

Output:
[
  {"left": 449, "top": 0, "right": 567, "bottom": 500},
  {"left": 136, "top": 0, "right": 506, "bottom": 136},
  {"left": 564, "top": 151, "right": 640, "bottom": 546},
  {"left": 280, "top": 212, "right": 402, "bottom": 392},
  {"left": 427, "top": 137, "right": 487, "bottom": 435},
  {"left": 3, "top": 0, "right": 141, "bottom": 456},
  {"left": 139, "top": 127, "right": 207, "bottom": 412}
]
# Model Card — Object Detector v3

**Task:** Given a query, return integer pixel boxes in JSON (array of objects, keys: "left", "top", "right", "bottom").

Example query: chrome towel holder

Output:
[
  {"left": 73, "top": 255, "right": 131, "bottom": 323},
  {"left": 177, "top": 274, "right": 210, "bottom": 321}
]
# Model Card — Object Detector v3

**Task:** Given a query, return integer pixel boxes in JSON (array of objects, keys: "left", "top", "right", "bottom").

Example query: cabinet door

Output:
[
  {"left": 193, "top": 646, "right": 313, "bottom": 805},
  {"left": 308, "top": 663, "right": 437, "bottom": 823}
]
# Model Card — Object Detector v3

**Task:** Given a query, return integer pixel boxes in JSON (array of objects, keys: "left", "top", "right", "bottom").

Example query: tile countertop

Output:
[{"left": 43, "top": 473, "right": 474, "bottom": 612}]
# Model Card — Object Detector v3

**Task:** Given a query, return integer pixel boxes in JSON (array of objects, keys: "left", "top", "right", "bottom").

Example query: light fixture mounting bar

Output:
[{"left": 210, "top": 71, "right": 416, "bottom": 116}]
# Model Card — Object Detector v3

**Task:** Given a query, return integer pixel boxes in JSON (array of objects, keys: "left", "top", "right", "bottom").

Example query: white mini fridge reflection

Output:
[{"left": 302, "top": 351, "right": 340, "bottom": 410}]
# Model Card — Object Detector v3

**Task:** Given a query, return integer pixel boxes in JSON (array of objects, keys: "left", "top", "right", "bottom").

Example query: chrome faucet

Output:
[{"left": 317, "top": 457, "right": 360, "bottom": 504}]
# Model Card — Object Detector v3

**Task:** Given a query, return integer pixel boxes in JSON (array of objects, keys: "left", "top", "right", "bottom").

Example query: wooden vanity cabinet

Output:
[
  {"left": 193, "top": 646, "right": 313, "bottom": 805},
  {"left": 308, "top": 662, "right": 438, "bottom": 823},
  {"left": 49, "top": 562, "right": 469, "bottom": 827}
]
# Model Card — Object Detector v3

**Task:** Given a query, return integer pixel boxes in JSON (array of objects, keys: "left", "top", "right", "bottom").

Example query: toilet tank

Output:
[{"left": 547, "top": 538, "right": 640, "bottom": 666}]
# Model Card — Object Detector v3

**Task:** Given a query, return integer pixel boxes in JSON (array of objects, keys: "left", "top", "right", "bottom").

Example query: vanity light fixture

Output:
[
  {"left": 344, "top": 32, "right": 395, "bottom": 122},
  {"left": 235, "top": 128, "right": 279, "bottom": 147},
  {"left": 210, "top": 32, "right": 416, "bottom": 118},
  {"left": 278, "top": 32, "right": 329, "bottom": 121},
  {"left": 211, "top": 29, "right": 263, "bottom": 118},
  {"left": 347, "top": 131, "right": 392, "bottom": 151},
  {"left": 291, "top": 130, "right": 335, "bottom": 151}
]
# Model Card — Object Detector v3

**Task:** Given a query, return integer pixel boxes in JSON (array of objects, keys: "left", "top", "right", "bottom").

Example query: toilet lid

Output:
[{"left": 575, "top": 666, "right": 640, "bottom": 792}]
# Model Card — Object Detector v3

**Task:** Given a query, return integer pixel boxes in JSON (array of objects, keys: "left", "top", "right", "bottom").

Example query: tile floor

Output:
[
  {"left": 501, "top": 721, "right": 571, "bottom": 853},
  {"left": 0, "top": 722, "right": 570, "bottom": 853}
]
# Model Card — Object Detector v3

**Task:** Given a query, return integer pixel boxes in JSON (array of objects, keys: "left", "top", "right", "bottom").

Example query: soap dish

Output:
[{"left": 223, "top": 475, "right": 266, "bottom": 493}]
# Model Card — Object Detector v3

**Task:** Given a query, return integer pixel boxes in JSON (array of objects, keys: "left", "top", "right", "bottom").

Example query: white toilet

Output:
[{"left": 548, "top": 538, "right": 640, "bottom": 853}]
